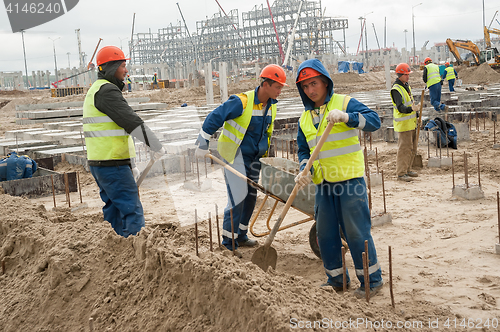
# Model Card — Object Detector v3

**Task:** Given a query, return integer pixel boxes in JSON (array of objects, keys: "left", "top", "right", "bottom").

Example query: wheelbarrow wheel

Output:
[{"left": 309, "top": 222, "right": 349, "bottom": 259}]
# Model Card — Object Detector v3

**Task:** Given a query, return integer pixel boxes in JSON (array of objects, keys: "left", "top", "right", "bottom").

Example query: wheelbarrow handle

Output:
[{"left": 264, "top": 121, "right": 334, "bottom": 248}]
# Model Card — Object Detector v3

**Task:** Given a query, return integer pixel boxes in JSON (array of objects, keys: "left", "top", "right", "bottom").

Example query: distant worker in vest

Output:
[
  {"left": 423, "top": 57, "right": 448, "bottom": 112},
  {"left": 443, "top": 62, "right": 458, "bottom": 92},
  {"left": 83, "top": 45, "right": 165, "bottom": 238},
  {"left": 126, "top": 74, "right": 132, "bottom": 92},
  {"left": 391, "top": 63, "right": 421, "bottom": 182},
  {"left": 293, "top": 59, "right": 383, "bottom": 298},
  {"left": 194, "top": 64, "right": 288, "bottom": 257},
  {"left": 152, "top": 73, "right": 159, "bottom": 89}
]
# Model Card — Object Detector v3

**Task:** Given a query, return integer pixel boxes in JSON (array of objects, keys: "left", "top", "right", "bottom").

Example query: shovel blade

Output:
[{"left": 251, "top": 246, "right": 277, "bottom": 271}]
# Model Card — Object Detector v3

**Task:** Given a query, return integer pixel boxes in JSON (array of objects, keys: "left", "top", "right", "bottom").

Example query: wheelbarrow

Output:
[{"left": 249, "top": 157, "right": 347, "bottom": 258}]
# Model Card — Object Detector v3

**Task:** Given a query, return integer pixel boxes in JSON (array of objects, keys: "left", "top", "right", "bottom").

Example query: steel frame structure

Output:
[{"left": 130, "top": 0, "right": 347, "bottom": 66}]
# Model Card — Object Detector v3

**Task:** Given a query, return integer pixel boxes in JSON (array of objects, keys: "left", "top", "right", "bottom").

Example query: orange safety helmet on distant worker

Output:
[
  {"left": 296, "top": 67, "right": 322, "bottom": 83},
  {"left": 395, "top": 63, "right": 412, "bottom": 75},
  {"left": 445, "top": 62, "right": 450, "bottom": 66},
  {"left": 96, "top": 46, "right": 130, "bottom": 66},
  {"left": 260, "top": 64, "right": 288, "bottom": 86},
  {"left": 424, "top": 57, "right": 432, "bottom": 64}
]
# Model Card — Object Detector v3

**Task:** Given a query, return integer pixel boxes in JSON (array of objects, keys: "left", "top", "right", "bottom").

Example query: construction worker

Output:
[
  {"left": 194, "top": 64, "right": 288, "bottom": 256},
  {"left": 294, "top": 59, "right": 383, "bottom": 298},
  {"left": 0, "top": 151, "right": 37, "bottom": 181},
  {"left": 83, "top": 45, "right": 165, "bottom": 238},
  {"left": 423, "top": 57, "right": 448, "bottom": 112},
  {"left": 152, "top": 73, "right": 159, "bottom": 89},
  {"left": 443, "top": 62, "right": 458, "bottom": 92},
  {"left": 391, "top": 63, "right": 421, "bottom": 182},
  {"left": 126, "top": 74, "right": 132, "bottom": 92}
]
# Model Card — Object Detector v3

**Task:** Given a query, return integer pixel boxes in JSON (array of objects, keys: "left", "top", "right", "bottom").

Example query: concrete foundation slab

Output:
[
  {"left": 428, "top": 157, "right": 441, "bottom": 167},
  {"left": 372, "top": 212, "right": 392, "bottom": 227},
  {"left": 183, "top": 179, "right": 213, "bottom": 191},
  {"left": 0, "top": 169, "right": 77, "bottom": 197},
  {"left": 452, "top": 184, "right": 484, "bottom": 200},
  {"left": 440, "top": 157, "right": 452, "bottom": 166},
  {"left": 493, "top": 144, "right": 500, "bottom": 149},
  {"left": 369, "top": 173, "right": 382, "bottom": 187}
]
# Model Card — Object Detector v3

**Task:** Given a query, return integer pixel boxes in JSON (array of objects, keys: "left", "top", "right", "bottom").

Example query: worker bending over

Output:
[
  {"left": 83, "top": 46, "right": 164, "bottom": 238},
  {"left": 195, "top": 64, "right": 287, "bottom": 257},
  {"left": 391, "top": 63, "right": 420, "bottom": 182},
  {"left": 423, "top": 57, "right": 448, "bottom": 112},
  {"left": 294, "top": 59, "right": 383, "bottom": 297}
]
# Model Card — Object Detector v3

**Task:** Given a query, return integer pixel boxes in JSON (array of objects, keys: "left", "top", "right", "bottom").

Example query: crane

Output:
[{"left": 484, "top": 26, "right": 500, "bottom": 49}]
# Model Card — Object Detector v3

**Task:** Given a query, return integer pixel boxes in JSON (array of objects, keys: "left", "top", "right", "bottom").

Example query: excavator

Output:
[
  {"left": 446, "top": 37, "right": 500, "bottom": 68},
  {"left": 483, "top": 26, "right": 500, "bottom": 66}
]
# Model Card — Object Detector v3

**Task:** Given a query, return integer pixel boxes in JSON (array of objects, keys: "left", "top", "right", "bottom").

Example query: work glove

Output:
[
  {"left": 294, "top": 172, "right": 312, "bottom": 190},
  {"left": 411, "top": 103, "right": 420, "bottom": 113},
  {"left": 195, "top": 147, "right": 209, "bottom": 159},
  {"left": 153, "top": 147, "right": 166, "bottom": 160},
  {"left": 326, "top": 109, "right": 349, "bottom": 124},
  {"left": 132, "top": 167, "right": 140, "bottom": 182}
]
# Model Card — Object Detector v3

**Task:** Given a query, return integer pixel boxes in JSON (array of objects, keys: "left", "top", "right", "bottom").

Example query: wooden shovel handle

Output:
[{"left": 264, "top": 122, "right": 335, "bottom": 248}]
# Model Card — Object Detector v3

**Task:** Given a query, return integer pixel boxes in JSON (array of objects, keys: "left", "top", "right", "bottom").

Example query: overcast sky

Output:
[{"left": 0, "top": 0, "right": 499, "bottom": 73}]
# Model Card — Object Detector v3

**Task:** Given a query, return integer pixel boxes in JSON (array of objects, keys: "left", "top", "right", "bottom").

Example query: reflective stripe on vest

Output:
[
  {"left": 83, "top": 79, "right": 136, "bottom": 161},
  {"left": 391, "top": 84, "right": 417, "bottom": 132},
  {"left": 425, "top": 63, "right": 441, "bottom": 87},
  {"left": 445, "top": 67, "right": 456, "bottom": 80},
  {"left": 217, "top": 90, "right": 277, "bottom": 164},
  {"left": 299, "top": 94, "right": 364, "bottom": 184}
]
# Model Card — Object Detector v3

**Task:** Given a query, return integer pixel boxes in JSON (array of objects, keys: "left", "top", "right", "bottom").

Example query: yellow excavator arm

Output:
[
  {"left": 484, "top": 26, "right": 500, "bottom": 49},
  {"left": 446, "top": 38, "right": 480, "bottom": 65}
]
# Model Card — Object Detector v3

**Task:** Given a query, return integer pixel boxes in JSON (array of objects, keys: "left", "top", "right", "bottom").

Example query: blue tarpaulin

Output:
[
  {"left": 338, "top": 61, "right": 350, "bottom": 73},
  {"left": 352, "top": 62, "right": 364, "bottom": 74}
]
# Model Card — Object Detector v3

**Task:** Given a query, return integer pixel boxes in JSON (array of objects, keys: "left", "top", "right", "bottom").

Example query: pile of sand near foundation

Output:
[{"left": 457, "top": 62, "right": 500, "bottom": 85}]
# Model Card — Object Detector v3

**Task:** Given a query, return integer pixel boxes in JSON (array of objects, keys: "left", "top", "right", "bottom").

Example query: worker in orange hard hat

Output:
[
  {"left": 422, "top": 57, "right": 448, "bottom": 112},
  {"left": 193, "top": 64, "right": 288, "bottom": 256},
  {"left": 83, "top": 45, "right": 165, "bottom": 238},
  {"left": 294, "top": 58, "right": 383, "bottom": 298},
  {"left": 152, "top": 72, "right": 159, "bottom": 89},
  {"left": 443, "top": 62, "right": 458, "bottom": 92},
  {"left": 391, "top": 63, "right": 420, "bottom": 182}
]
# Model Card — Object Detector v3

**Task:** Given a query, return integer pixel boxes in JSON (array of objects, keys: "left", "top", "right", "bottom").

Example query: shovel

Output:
[
  {"left": 251, "top": 122, "right": 334, "bottom": 271},
  {"left": 136, "top": 153, "right": 156, "bottom": 187}
]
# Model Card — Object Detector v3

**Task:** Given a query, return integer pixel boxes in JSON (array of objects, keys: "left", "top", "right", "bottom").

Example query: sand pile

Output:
[
  {"left": 457, "top": 62, "right": 500, "bottom": 85},
  {"left": 0, "top": 192, "right": 458, "bottom": 331}
]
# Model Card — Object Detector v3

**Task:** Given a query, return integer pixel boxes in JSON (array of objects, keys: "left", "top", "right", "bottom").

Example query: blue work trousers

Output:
[
  {"left": 221, "top": 157, "right": 261, "bottom": 249},
  {"left": 315, "top": 177, "right": 382, "bottom": 288},
  {"left": 448, "top": 79, "right": 455, "bottom": 92},
  {"left": 90, "top": 165, "right": 145, "bottom": 238},
  {"left": 428, "top": 83, "right": 446, "bottom": 112}
]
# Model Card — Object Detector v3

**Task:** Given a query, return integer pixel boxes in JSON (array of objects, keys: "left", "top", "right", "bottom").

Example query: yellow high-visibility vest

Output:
[
  {"left": 299, "top": 94, "right": 364, "bottom": 184},
  {"left": 217, "top": 90, "right": 277, "bottom": 164},
  {"left": 391, "top": 84, "right": 416, "bottom": 132},
  {"left": 425, "top": 63, "right": 441, "bottom": 87},
  {"left": 83, "top": 79, "right": 136, "bottom": 161},
  {"left": 445, "top": 67, "right": 456, "bottom": 81}
]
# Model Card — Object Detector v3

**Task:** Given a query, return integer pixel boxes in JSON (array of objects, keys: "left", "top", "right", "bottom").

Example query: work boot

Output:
[
  {"left": 238, "top": 238, "right": 259, "bottom": 247},
  {"left": 321, "top": 282, "right": 350, "bottom": 293},
  {"left": 397, "top": 174, "right": 413, "bottom": 182},
  {"left": 406, "top": 171, "right": 418, "bottom": 177},
  {"left": 354, "top": 283, "right": 384, "bottom": 299}
]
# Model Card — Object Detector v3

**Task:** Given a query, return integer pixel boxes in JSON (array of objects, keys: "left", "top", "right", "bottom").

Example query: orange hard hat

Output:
[
  {"left": 445, "top": 62, "right": 450, "bottom": 66},
  {"left": 96, "top": 46, "right": 130, "bottom": 66},
  {"left": 260, "top": 64, "right": 288, "bottom": 86},
  {"left": 296, "top": 67, "right": 322, "bottom": 83},
  {"left": 395, "top": 63, "right": 412, "bottom": 75},
  {"left": 424, "top": 57, "right": 432, "bottom": 64}
]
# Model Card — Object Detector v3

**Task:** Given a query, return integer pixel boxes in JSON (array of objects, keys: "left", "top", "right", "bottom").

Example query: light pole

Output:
[
  {"left": 48, "top": 37, "right": 60, "bottom": 83},
  {"left": 362, "top": 12, "right": 373, "bottom": 69},
  {"left": 21, "top": 30, "right": 29, "bottom": 89},
  {"left": 412, "top": 2, "right": 423, "bottom": 60}
]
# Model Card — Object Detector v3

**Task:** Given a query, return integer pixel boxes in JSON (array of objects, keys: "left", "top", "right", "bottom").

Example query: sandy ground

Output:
[{"left": 1, "top": 68, "right": 500, "bottom": 331}]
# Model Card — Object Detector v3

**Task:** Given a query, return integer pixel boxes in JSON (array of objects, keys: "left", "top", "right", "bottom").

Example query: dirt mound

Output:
[
  {"left": 0, "top": 192, "right": 458, "bottom": 331},
  {"left": 457, "top": 62, "right": 500, "bottom": 85}
]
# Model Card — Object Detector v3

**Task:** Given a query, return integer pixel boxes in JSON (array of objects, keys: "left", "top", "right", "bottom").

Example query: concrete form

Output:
[{"left": 452, "top": 184, "right": 485, "bottom": 200}]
